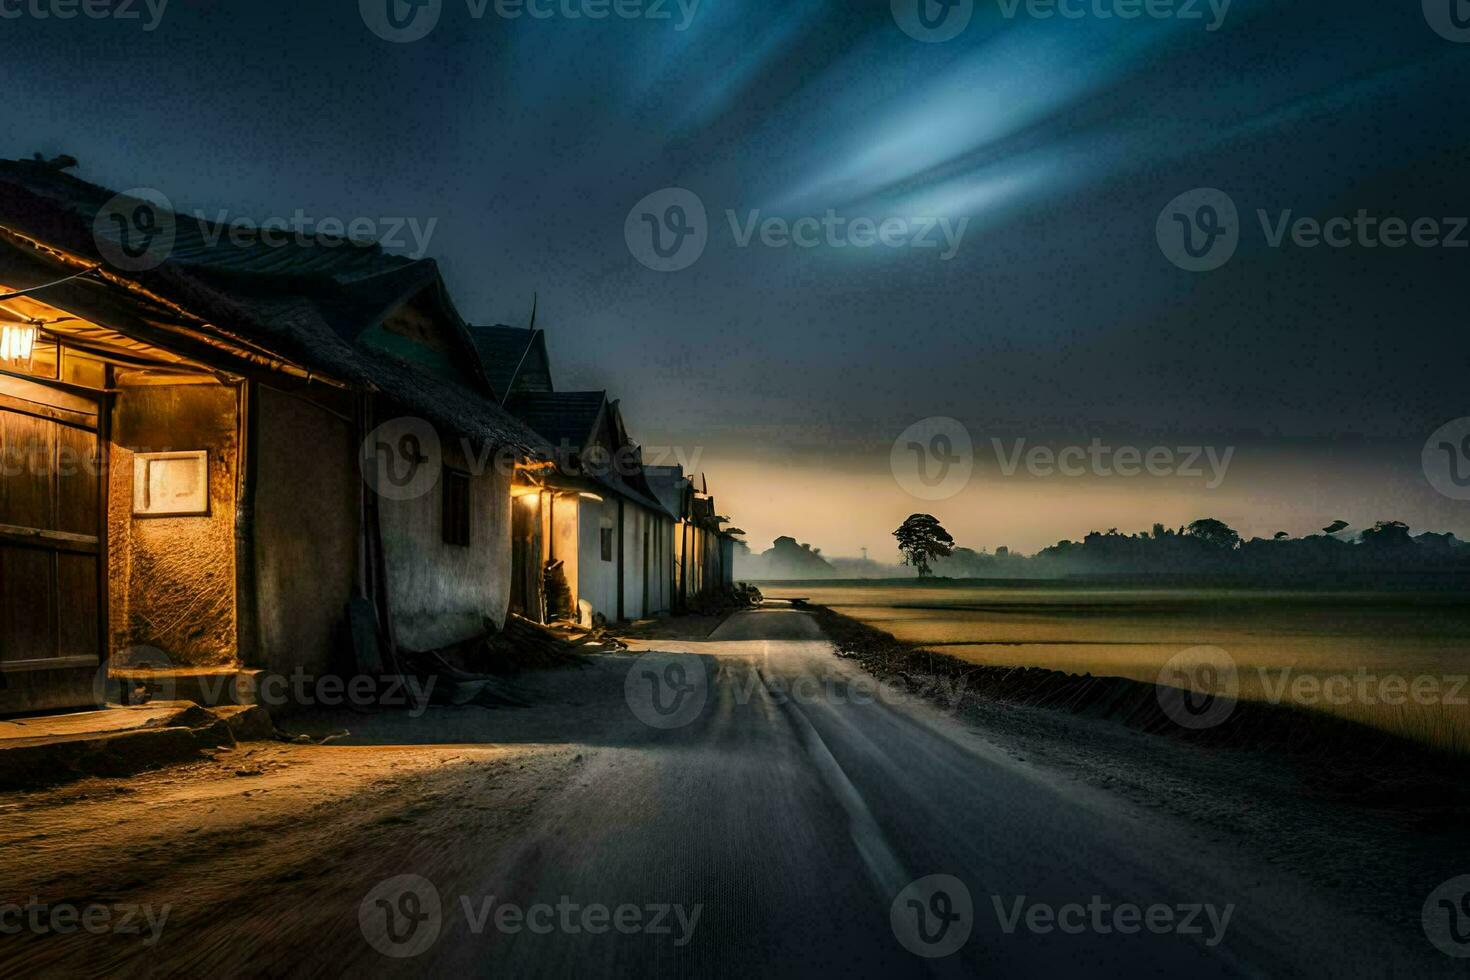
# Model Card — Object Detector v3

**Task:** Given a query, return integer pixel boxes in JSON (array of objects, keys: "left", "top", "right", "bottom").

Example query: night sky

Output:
[{"left": 5, "top": 0, "right": 1468, "bottom": 555}]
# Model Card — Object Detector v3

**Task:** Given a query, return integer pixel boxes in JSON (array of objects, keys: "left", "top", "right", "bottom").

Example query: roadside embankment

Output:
[{"left": 806, "top": 602, "right": 1470, "bottom": 796}]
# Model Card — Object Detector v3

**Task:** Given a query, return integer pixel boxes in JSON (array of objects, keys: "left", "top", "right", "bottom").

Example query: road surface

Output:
[{"left": 0, "top": 606, "right": 1451, "bottom": 976}]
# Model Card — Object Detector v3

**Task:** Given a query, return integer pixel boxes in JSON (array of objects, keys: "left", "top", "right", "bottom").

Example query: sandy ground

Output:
[
  {"left": 0, "top": 607, "right": 1463, "bottom": 977},
  {"left": 0, "top": 736, "right": 587, "bottom": 976}
]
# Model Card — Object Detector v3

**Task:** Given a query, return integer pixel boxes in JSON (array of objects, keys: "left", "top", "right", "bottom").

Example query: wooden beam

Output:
[{"left": 0, "top": 523, "right": 100, "bottom": 554}]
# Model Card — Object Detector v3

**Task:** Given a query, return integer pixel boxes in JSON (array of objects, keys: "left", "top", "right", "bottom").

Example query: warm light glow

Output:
[
  {"left": 517, "top": 492, "right": 540, "bottom": 507},
  {"left": 0, "top": 323, "right": 37, "bottom": 366}
]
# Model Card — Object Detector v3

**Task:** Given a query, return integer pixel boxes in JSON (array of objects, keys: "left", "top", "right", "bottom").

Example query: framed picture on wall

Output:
[{"left": 132, "top": 451, "right": 209, "bottom": 517}]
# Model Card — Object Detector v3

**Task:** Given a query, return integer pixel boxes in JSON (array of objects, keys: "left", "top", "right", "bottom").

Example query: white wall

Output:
[
  {"left": 620, "top": 503, "right": 647, "bottom": 621},
  {"left": 576, "top": 495, "right": 618, "bottom": 625},
  {"left": 619, "top": 506, "right": 677, "bottom": 620}
]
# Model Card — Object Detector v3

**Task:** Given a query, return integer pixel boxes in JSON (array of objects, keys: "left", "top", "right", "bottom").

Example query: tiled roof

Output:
[
  {"left": 467, "top": 325, "right": 535, "bottom": 398},
  {"left": 0, "top": 159, "right": 546, "bottom": 454},
  {"left": 506, "top": 390, "right": 606, "bottom": 452}
]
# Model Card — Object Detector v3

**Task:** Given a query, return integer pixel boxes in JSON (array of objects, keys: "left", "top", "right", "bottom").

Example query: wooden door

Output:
[
  {"left": 509, "top": 494, "right": 542, "bottom": 622},
  {"left": 0, "top": 374, "right": 104, "bottom": 714}
]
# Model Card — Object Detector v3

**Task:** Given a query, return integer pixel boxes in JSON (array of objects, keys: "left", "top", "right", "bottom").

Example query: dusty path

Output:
[{"left": 0, "top": 607, "right": 1456, "bottom": 976}]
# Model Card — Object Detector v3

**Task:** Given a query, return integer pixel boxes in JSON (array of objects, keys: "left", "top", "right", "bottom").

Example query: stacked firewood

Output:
[{"left": 481, "top": 615, "right": 626, "bottom": 671}]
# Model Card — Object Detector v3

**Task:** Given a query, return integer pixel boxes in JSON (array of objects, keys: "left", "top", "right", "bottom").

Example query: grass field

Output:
[{"left": 760, "top": 580, "right": 1470, "bottom": 754}]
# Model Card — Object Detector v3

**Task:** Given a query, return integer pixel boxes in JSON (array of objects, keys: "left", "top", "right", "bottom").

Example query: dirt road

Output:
[{"left": 0, "top": 607, "right": 1456, "bottom": 976}]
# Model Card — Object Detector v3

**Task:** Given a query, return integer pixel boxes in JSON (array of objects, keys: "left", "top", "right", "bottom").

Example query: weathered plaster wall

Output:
[
  {"left": 108, "top": 383, "right": 238, "bottom": 667},
  {"left": 251, "top": 385, "right": 358, "bottom": 677},
  {"left": 377, "top": 418, "right": 512, "bottom": 651}
]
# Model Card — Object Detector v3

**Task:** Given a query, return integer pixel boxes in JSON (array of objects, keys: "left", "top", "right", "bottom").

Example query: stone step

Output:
[
  {"left": 0, "top": 700, "right": 278, "bottom": 791},
  {"left": 108, "top": 668, "right": 266, "bottom": 708}
]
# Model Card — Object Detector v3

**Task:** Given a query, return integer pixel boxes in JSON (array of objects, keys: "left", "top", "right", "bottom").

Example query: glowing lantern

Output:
[{"left": 0, "top": 322, "right": 37, "bottom": 367}]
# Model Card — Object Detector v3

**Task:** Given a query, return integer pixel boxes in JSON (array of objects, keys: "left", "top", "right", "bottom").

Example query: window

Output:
[
  {"left": 442, "top": 468, "right": 471, "bottom": 546},
  {"left": 600, "top": 526, "right": 614, "bottom": 562},
  {"left": 133, "top": 451, "right": 209, "bottom": 517}
]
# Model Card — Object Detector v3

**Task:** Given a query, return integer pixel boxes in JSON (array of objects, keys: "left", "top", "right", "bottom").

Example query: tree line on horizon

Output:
[
  {"left": 906, "top": 514, "right": 1470, "bottom": 580},
  {"left": 732, "top": 516, "right": 1470, "bottom": 581}
]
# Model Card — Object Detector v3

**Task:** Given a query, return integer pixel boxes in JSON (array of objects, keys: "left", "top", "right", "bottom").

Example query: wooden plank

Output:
[
  {"left": 0, "top": 655, "right": 97, "bottom": 673},
  {"left": 0, "top": 411, "right": 55, "bottom": 531},
  {"left": 0, "top": 524, "right": 99, "bottom": 554},
  {"left": 0, "top": 392, "right": 95, "bottom": 429},
  {"left": 0, "top": 372, "right": 100, "bottom": 418},
  {"left": 0, "top": 545, "right": 56, "bottom": 663},
  {"left": 55, "top": 424, "right": 99, "bottom": 536},
  {"left": 57, "top": 553, "right": 100, "bottom": 660},
  {"left": 97, "top": 369, "right": 110, "bottom": 680}
]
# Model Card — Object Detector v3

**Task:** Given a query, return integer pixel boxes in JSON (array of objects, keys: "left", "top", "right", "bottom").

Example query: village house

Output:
[
  {"left": 0, "top": 159, "right": 550, "bottom": 716},
  {"left": 468, "top": 323, "right": 678, "bottom": 626},
  {"left": 0, "top": 158, "right": 744, "bottom": 722},
  {"left": 645, "top": 464, "right": 740, "bottom": 609}
]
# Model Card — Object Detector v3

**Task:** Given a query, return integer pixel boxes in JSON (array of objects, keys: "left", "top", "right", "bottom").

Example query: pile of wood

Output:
[
  {"left": 394, "top": 616, "right": 628, "bottom": 710},
  {"left": 686, "top": 583, "right": 764, "bottom": 615},
  {"left": 423, "top": 614, "right": 625, "bottom": 678},
  {"left": 482, "top": 615, "right": 625, "bottom": 672}
]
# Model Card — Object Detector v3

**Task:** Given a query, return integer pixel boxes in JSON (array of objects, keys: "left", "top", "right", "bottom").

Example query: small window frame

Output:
[{"left": 442, "top": 467, "right": 472, "bottom": 547}]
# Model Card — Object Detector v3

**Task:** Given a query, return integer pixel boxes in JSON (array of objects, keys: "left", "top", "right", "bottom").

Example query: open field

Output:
[{"left": 758, "top": 581, "right": 1470, "bottom": 754}]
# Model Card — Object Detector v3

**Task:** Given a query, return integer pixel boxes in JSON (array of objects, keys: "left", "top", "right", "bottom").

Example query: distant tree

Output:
[
  {"left": 1184, "top": 518, "right": 1241, "bottom": 551},
  {"left": 894, "top": 514, "right": 954, "bottom": 577},
  {"left": 1322, "top": 520, "right": 1350, "bottom": 535},
  {"left": 995, "top": 546, "right": 1010, "bottom": 558},
  {"left": 1361, "top": 520, "right": 1412, "bottom": 548},
  {"left": 1273, "top": 531, "right": 1290, "bottom": 540}
]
